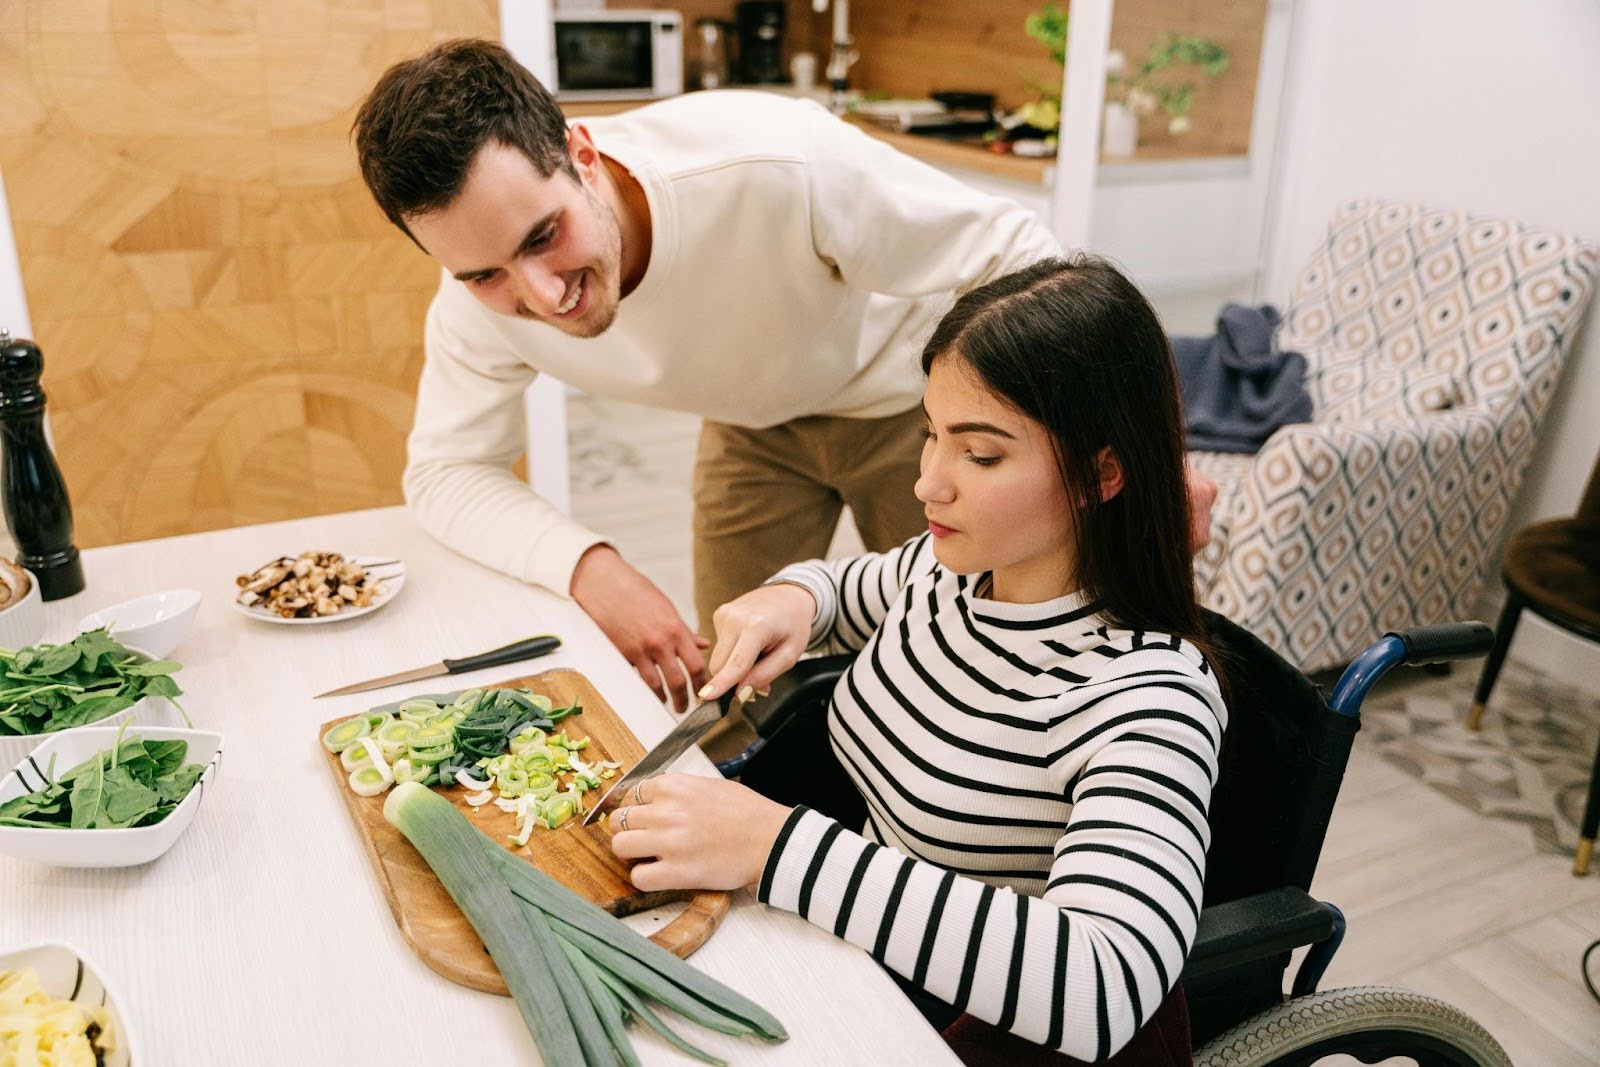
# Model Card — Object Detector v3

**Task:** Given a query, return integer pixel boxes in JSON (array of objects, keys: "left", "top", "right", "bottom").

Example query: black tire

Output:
[{"left": 1194, "top": 985, "right": 1513, "bottom": 1067}]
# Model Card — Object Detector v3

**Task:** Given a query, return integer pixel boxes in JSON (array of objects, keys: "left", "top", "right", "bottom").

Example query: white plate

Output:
[
  {"left": 0, "top": 941, "right": 136, "bottom": 1066},
  {"left": 230, "top": 553, "right": 405, "bottom": 626},
  {"left": 0, "top": 725, "right": 223, "bottom": 868}
]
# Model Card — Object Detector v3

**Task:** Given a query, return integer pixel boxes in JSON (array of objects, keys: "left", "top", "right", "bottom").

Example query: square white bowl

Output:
[
  {"left": 0, "top": 644, "right": 174, "bottom": 772},
  {"left": 0, "top": 941, "right": 136, "bottom": 1067},
  {"left": 77, "top": 588, "right": 201, "bottom": 659},
  {"left": 0, "top": 725, "right": 223, "bottom": 867}
]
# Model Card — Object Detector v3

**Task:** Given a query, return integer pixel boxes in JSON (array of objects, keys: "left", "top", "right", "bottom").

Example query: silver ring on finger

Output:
[
  {"left": 632, "top": 781, "right": 645, "bottom": 806},
  {"left": 616, "top": 806, "right": 631, "bottom": 832}
]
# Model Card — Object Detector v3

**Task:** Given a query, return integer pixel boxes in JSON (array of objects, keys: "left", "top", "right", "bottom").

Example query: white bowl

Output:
[
  {"left": 0, "top": 725, "right": 222, "bottom": 868},
  {"left": 0, "top": 567, "right": 44, "bottom": 650},
  {"left": 0, "top": 644, "right": 169, "bottom": 772},
  {"left": 77, "top": 589, "right": 201, "bottom": 658},
  {"left": 0, "top": 941, "right": 136, "bottom": 1066}
]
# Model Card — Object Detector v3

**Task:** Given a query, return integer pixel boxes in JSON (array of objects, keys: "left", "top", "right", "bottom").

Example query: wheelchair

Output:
[{"left": 714, "top": 612, "right": 1515, "bottom": 1067}]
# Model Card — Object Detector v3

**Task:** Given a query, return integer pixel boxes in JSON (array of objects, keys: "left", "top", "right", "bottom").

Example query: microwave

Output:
[{"left": 551, "top": 9, "right": 683, "bottom": 103}]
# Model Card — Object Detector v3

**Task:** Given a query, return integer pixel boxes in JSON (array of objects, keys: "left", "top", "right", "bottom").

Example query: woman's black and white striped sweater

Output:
[{"left": 756, "top": 534, "right": 1226, "bottom": 1060}]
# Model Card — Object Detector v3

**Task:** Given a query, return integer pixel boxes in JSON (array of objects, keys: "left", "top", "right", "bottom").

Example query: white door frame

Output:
[
  {"left": 1050, "top": 0, "right": 1113, "bottom": 250},
  {"left": 501, "top": 0, "right": 574, "bottom": 515}
]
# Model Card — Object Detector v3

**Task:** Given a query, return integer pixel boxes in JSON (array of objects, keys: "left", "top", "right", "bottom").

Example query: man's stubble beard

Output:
[{"left": 522, "top": 185, "right": 624, "bottom": 339}]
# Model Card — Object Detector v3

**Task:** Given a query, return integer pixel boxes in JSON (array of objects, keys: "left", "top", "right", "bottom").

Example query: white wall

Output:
[
  {"left": 0, "top": 169, "right": 31, "bottom": 339},
  {"left": 1262, "top": 0, "right": 1600, "bottom": 682}
]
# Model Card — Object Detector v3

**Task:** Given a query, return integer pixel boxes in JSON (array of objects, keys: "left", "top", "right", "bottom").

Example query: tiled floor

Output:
[{"left": 569, "top": 393, "right": 1600, "bottom": 1065}]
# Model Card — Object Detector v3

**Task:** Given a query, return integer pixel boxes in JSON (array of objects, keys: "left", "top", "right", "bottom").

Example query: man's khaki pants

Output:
[{"left": 691, "top": 407, "right": 928, "bottom": 641}]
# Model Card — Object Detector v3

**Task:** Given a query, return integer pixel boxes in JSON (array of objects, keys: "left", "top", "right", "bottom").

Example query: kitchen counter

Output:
[
  {"left": 0, "top": 505, "right": 959, "bottom": 1066},
  {"left": 566, "top": 94, "right": 1251, "bottom": 188},
  {"left": 564, "top": 97, "right": 1053, "bottom": 186}
]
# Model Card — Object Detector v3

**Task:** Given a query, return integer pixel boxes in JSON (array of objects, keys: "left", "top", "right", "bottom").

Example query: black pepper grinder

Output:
[{"left": 0, "top": 327, "right": 84, "bottom": 600}]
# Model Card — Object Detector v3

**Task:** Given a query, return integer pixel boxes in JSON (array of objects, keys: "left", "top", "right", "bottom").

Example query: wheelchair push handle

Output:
[
  {"left": 1329, "top": 620, "right": 1494, "bottom": 717},
  {"left": 1387, "top": 621, "right": 1496, "bottom": 665}
]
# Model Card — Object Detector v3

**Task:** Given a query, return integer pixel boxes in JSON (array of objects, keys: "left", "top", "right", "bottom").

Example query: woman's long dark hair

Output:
[{"left": 921, "top": 254, "right": 1216, "bottom": 668}]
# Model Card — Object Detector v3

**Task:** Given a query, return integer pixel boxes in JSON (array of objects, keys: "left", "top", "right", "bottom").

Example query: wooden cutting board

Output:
[{"left": 321, "top": 667, "right": 729, "bottom": 994}]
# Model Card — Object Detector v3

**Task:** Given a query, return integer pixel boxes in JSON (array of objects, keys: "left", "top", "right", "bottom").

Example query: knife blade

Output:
[
  {"left": 314, "top": 635, "right": 562, "bottom": 698},
  {"left": 582, "top": 698, "right": 726, "bottom": 824}
]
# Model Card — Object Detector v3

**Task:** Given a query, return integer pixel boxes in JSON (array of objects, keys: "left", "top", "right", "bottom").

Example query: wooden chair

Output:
[{"left": 1468, "top": 447, "right": 1600, "bottom": 875}]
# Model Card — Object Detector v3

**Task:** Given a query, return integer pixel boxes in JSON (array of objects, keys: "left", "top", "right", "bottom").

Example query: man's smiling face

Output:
[{"left": 406, "top": 137, "right": 624, "bottom": 338}]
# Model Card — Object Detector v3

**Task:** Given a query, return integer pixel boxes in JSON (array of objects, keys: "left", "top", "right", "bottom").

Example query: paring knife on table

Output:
[{"left": 314, "top": 635, "right": 563, "bottom": 698}]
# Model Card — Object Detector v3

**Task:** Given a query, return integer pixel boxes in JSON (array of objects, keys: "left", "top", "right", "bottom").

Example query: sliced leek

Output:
[
  {"left": 321, "top": 716, "right": 369, "bottom": 753},
  {"left": 349, "top": 765, "right": 390, "bottom": 796},
  {"left": 340, "top": 740, "right": 377, "bottom": 771}
]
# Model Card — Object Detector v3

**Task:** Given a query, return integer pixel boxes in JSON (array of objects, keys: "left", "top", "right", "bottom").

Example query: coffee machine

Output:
[{"left": 735, "top": 0, "right": 786, "bottom": 84}]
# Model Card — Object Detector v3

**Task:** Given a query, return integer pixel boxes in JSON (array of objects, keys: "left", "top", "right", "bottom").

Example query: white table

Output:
[{"left": 0, "top": 506, "right": 957, "bottom": 1066}]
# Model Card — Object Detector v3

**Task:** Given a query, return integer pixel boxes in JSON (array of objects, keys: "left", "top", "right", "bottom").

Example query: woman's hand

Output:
[
  {"left": 607, "top": 773, "right": 793, "bottom": 891},
  {"left": 696, "top": 583, "right": 817, "bottom": 704}
]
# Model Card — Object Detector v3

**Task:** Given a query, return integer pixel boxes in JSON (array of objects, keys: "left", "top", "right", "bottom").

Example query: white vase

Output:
[{"left": 1102, "top": 101, "right": 1138, "bottom": 158}]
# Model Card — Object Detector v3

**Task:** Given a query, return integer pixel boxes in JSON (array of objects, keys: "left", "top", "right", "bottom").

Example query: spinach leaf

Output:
[
  {"left": 35, "top": 643, "right": 80, "bottom": 675},
  {"left": 98, "top": 767, "right": 162, "bottom": 827},
  {"left": 141, "top": 739, "right": 188, "bottom": 779},
  {"left": 155, "top": 764, "right": 203, "bottom": 805},
  {"left": 68, "top": 755, "right": 106, "bottom": 830},
  {"left": 120, "top": 659, "right": 180, "bottom": 677},
  {"left": 72, "top": 629, "right": 126, "bottom": 672},
  {"left": 52, "top": 694, "right": 133, "bottom": 731}
]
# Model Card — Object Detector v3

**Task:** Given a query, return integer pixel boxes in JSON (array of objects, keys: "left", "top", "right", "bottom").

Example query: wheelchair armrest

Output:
[
  {"left": 1181, "top": 887, "right": 1335, "bottom": 980},
  {"left": 742, "top": 654, "right": 853, "bottom": 739}
]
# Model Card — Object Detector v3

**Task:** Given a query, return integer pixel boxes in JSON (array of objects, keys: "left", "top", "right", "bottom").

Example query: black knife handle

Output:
[{"left": 443, "top": 635, "right": 562, "bottom": 675}]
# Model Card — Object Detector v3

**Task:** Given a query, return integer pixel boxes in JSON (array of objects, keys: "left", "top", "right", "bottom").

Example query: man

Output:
[{"left": 353, "top": 39, "right": 1207, "bottom": 710}]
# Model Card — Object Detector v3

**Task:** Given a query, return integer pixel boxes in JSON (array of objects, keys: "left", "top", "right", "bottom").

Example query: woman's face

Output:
[{"left": 915, "top": 354, "right": 1079, "bottom": 603}]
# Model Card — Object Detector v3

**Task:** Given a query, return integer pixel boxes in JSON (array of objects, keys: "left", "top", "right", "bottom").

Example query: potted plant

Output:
[
  {"left": 1009, "top": 7, "right": 1229, "bottom": 159},
  {"left": 1103, "top": 34, "right": 1230, "bottom": 157}
]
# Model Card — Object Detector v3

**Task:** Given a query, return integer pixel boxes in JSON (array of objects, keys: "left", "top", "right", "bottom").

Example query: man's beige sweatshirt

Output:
[{"left": 405, "top": 90, "right": 1061, "bottom": 596}]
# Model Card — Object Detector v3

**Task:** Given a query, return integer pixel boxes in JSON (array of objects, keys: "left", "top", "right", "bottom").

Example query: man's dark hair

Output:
[{"left": 353, "top": 38, "right": 577, "bottom": 238}]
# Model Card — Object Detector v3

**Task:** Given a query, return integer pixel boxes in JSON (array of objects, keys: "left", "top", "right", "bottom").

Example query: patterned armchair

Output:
[{"left": 1190, "top": 198, "right": 1599, "bottom": 672}]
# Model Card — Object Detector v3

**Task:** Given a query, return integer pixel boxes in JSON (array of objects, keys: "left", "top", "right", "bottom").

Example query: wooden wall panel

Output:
[
  {"left": 785, "top": 0, "right": 1061, "bottom": 112},
  {"left": 1, "top": 0, "right": 496, "bottom": 547}
]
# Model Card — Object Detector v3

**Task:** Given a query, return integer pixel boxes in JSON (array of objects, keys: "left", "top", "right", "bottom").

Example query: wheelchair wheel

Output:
[{"left": 1193, "top": 985, "right": 1513, "bottom": 1067}]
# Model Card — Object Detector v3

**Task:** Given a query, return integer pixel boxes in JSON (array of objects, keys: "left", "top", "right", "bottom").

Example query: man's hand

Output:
[
  {"left": 608, "top": 773, "right": 792, "bottom": 892},
  {"left": 570, "top": 544, "right": 708, "bottom": 711},
  {"left": 1186, "top": 462, "right": 1220, "bottom": 554}
]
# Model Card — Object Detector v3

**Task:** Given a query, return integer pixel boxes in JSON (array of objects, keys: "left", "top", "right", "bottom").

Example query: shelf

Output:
[{"left": 562, "top": 96, "right": 1249, "bottom": 190}]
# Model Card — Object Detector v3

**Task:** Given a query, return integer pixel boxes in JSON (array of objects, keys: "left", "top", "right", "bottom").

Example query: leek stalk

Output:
[{"left": 384, "top": 783, "right": 585, "bottom": 1064}]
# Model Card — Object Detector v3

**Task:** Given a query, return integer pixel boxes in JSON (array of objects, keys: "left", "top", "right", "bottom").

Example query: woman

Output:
[{"left": 605, "top": 255, "right": 1226, "bottom": 1065}]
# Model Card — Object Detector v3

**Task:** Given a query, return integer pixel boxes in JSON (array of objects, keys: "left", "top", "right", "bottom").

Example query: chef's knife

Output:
[
  {"left": 582, "top": 698, "right": 726, "bottom": 825},
  {"left": 314, "top": 635, "right": 562, "bottom": 698}
]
